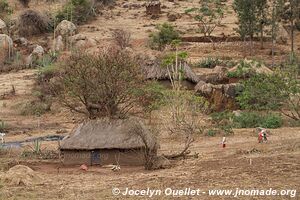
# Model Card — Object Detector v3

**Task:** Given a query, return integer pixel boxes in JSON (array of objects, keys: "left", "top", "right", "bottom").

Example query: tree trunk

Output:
[
  {"left": 271, "top": 5, "right": 275, "bottom": 68},
  {"left": 291, "top": 20, "right": 294, "bottom": 53},
  {"left": 250, "top": 36, "right": 253, "bottom": 56},
  {"left": 260, "top": 23, "right": 264, "bottom": 49}
]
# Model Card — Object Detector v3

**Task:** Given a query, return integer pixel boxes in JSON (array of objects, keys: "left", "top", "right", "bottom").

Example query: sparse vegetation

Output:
[
  {"left": 111, "top": 29, "right": 131, "bottom": 49},
  {"left": 149, "top": 23, "right": 180, "bottom": 50},
  {"left": 207, "top": 129, "right": 217, "bottom": 136},
  {"left": 195, "top": 57, "right": 222, "bottom": 68},
  {"left": 185, "top": 0, "right": 226, "bottom": 37},
  {"left": 211, "top": 111, "right": 283, "bottom": 129},
  {"left": 234, "top": 112, "right": 283, "bottom": 128},
  {"left": 227, "top": 60, "right": 262, "bottom": 78},
  {"left": 55, "top": 0, "right": 96, "bottom": 25},
  {"left": 0, "top": 0, "right": 12, "bottom": 18},
  {"left": 0, "top": 120, "right": 5, "bottom": 132},
  {"left": 20, "top": 100, "right": 51, "bottom": 116}
]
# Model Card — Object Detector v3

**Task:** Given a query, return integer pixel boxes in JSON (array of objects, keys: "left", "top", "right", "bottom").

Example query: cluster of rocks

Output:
[
  {"left": 0, "top": 17, "right": 100, "bottom": 69},
  {"left": 195, "top": 80, "right": 241, "bottom": 111}
]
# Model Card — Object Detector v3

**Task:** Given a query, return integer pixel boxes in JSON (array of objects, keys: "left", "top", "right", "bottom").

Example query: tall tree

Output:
[
  {"left": 233, "top": 0, "right": 258, "bottom": 55},
  {"left": 185, "top": 0, "right": 225, "bottom": 37},
  {"left": 256, "top": 0, "right": 268, "bottom": 49},
  {"left": 281, "top": 0, "right": 300, "bottom": 53},
  {"left": 270, "top": 0, "right": 284, "bottom": 67}
]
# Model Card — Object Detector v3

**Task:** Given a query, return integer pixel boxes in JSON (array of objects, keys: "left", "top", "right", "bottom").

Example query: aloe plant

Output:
[{"left": 33, "top": 139, "right": 41, "bottom": 154}]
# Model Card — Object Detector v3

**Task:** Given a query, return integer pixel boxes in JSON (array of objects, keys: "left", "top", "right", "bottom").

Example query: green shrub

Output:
[
  {"left": 196, "top": 57, "right": 221, "bottom": 68},
  {"left": 35, "top": 52, "right": 59, "bottom": 68},
  {"left": 211, "top": 111, "right": 283, "bottom": 129},
  {"left": 211, "top": 111, "right": 234, "bottom": 122},
  {"left": 237, "top": 74, "right": 286, "bottom": 110},
  {"left": 149, "top": 23, "right": 180, "bottom": 50},
  {"left": 55, "top": 0, "right": 96, "bottom": 25},
  {"left": 38, "top": 64, "right": 58, "bottom": 80},
  {"left": 0, "top": 0, "right": 13, "bottom": 18},
  {"left": 233, "top": 112, "right": 283, "bottom": 128},
  {"left": 210, "top": 111, "right": 235, "bottom": 135},
  {"left": 207, "top": 129, "right": 217, "bottom": 136},
  {"left": 227, "top": 59, "right": 266, "bottom": 78},
  {"left": 193, "top": 57, "right": 237, "bottom": 68},
  {"left": 260, "top": 114, "right": 283, "bottom": 129},
  {"left": 233, "top": 112, "right": 262, "bottom": 128},
  {"left": 20, "top": 100, "right": 51, "bottom": 116},
  {"left": 0, "top": 120, "right": 5, "bottom": 132}
]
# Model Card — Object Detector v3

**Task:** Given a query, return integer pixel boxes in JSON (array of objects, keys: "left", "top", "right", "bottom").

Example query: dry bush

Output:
[
  {"left": 18, "top": 10, "right": 51, "bottom": 37},
  {"left": 18, "top": 0, "right": 30, "bottom": 7},
  {"left": 112, "top": 29, "right": 131, "bottom": 49}
]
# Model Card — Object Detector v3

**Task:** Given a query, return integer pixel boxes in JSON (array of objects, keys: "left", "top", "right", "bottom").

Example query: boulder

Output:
[
  {"left": 55, "top": 20, "right": 77, "bottom": 37},
  {"left": 0, "top": 34, "right": 13, "bottom": 61},
  {"left": 14, "top": 37, "right": 29, "bottom": 47},
  {"left": 32, "top": 45, "right": 44, "bottom": 57},
  {"left": 26, "top": 45, "right": 44, "bottom": 66},
  {"left": 0, "top": 19, "right": 7, "bottom": 34},
  {"left": 276, "top": 24, "right": 289, "bottom": 44},
  {"left": 0, "top": 34, "right": 13, "bottom": 50},
  {"left": 167, "top": 12, "right": 180, "bottom": 22},
  {"left": 195, "top": 81, "right": 213, "bottom": 97},
  {"left": 151, "top": 156, "right": 171, "bottom": 170},
  {"left": 70, "top": 34, "right": 97, "bottom": 49},
  {"left": 122, "top": 2, "right": 142, "bottom": 9},
  {"left": 53, "top": 35, "right": 64, "bottom": 51}
]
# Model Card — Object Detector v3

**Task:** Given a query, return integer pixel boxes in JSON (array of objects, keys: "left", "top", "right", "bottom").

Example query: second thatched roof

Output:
[
  {"left": 141, "top": 59, "right": 200, "bottom": 84},
  {"left": 60, "top": 117, "right": 158, "bottom": 151}
]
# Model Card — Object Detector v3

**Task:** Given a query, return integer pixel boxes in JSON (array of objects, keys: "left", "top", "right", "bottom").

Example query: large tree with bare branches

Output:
[{"left": 52, "top": 48, "right": 144, "bottom": 119}]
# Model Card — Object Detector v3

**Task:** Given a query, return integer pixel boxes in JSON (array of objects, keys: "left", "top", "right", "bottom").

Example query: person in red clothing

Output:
[
  {"left": 258, "top": 131, "right": 264, "bottom": 143},
  {"left": 258, "top": 129, "right": 268, "bottom": 143}
]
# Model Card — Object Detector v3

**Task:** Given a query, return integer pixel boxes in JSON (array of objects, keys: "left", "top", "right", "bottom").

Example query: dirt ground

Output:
[{"left": 0, "top": 128, "right": 299, "bottom": 200}]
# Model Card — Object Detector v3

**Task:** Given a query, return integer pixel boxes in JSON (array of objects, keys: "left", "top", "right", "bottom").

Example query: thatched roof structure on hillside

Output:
[
  {"left": 60, "top": 118, "right": 158, "bottom": 151},
  {"left": 141, "top": 60, "right": 200, "bottom": 84}
]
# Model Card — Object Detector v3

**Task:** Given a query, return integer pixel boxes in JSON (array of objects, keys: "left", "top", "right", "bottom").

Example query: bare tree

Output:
[
  {"left": 159, "top": 42, "right": 204, "bottom": 159},
  {"left": 111, "top": 29, "right": 131, "bottom": 49},
  {"left": 52, "top": 47, "right": 144, "bottom": 119}
]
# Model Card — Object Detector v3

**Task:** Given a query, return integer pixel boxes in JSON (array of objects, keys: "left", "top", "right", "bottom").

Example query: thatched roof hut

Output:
[
  {"left": 60, "top": 118, "right": 158, "bottom": 166},
  {"left": 141, "top": 60, "right": 200, "bottom": 84}
]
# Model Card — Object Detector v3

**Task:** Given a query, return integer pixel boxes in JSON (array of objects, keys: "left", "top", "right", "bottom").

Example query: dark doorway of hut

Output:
[{"left": 91, "top": 150, "right": 101, "bottom": 165}]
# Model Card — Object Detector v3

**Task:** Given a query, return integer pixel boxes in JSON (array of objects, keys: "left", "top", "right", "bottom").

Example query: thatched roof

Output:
[
  {"left": 60, "top": 118, "right": 158, "bottom": 151},
  {"left": 228, "top": 59, "right": 273, "bottom": 75},
  {"left": 141, "top": 60, "right": 200, "bottom": 84}
]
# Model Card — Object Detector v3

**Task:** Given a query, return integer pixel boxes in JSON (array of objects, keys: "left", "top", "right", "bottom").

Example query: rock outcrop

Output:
[
  {"left": 195, "top": 81, "right": 241, "bottom": 111},
  {"left": 0, "top": 19, "right": 7, "bottom": 34},
  {"left": 55, "top": 20, "right": 77, "bottom": 37}
]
